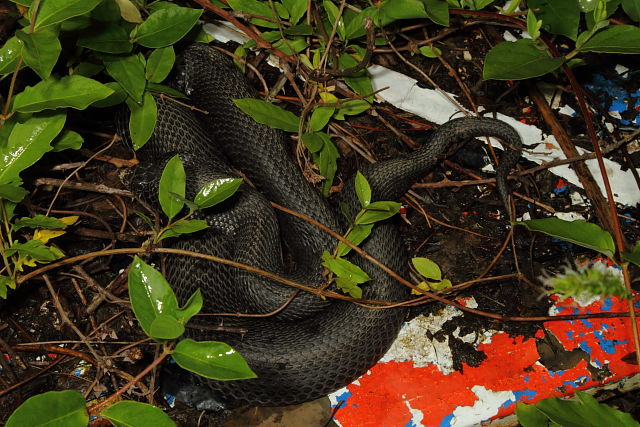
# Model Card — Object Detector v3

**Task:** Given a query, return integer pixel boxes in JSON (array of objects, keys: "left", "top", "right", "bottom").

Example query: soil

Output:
[{"left": 1, "top": 3, "right": 640, "bottom": 426}]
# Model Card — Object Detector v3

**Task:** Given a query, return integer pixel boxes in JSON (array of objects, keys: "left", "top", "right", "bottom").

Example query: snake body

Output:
[{"left": 124, "top": 44, "right": 522, "bottom": 407}]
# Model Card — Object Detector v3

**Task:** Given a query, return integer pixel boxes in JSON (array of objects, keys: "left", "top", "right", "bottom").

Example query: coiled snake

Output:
[{"left": 123, "top": 43, "right": 523, "bottom": 407}]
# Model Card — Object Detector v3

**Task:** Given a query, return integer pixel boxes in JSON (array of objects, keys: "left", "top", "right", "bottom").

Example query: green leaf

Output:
[
  {"left": 33, "top": 0, "right": 102, "bottom": 30},
  {"left": 336, "top": 223, "right": 373, "bottom": 257},
  {"left": 0, "top": 111, "right": 66, "bottom": 185},
  {"left": 0, "top": 275, "right": 17, "bottom": 298},
  {"left": 6, "top": 240, "right": 62, "bottom": 262},
  {"left": 580, "top": 25, "right": 640, "bottom": 54},
  {"left": 13, "top": 75, "right": 115, "bottom": 113},
  {"left": 528, "top": 0, "right": 580, "bottom": 40},
  {"left": 158, "top": 154, "right": 186, "bottom": 221},
  {"left": 301, "top": 132, "right": 325, "bottom": 153},
  {"left": 173, "top": 338, "right": 257, "bottom": 380},
  {"left": 233, "top": 98, "right": 300, "bottom": 132},
  {"left": 149, "top": 313, "right": 185, "bottom": 339},
  {"left": 344, "top": 9, "right": 366, "bottom": 39},
  {"left": 92, "top": 82, "right": 128, "bottom": 108},
  {"left": 92, "top": 0, "right": 123, "bottom": 22},
  {"left": 412, "top": 257, "right": 441, "bottom": 281},
  {"left": 227, "top": 0, "right": 278, "bottom": 28},
  {"left": 77, "top": 23, "right": 133, "bottom": 54},
  {"left": 379, "top": 0, "right": 428, "bottom": 22},
  {"left": 194, "top": 177, "right": 243, "bottom": 209},
  {"left": 12, "top": 215, "right": 65, "bottom": 231},
  {"left": 126, "top": 91, "right": 158, "bottom": 150},
  {"left": 335, "top": 276, "right": 362, "bottom": 298},
  {"left": 483, "top": 39, "right": 564, "bottom": 80},
  {"left": 60, "top": 14, "right": 91, "bottom": 32},
  {"left": 16, "top": 29, "right": 61, "bottom": 80},
  {"left": 321, "top": 251, "right": 371, "bottom": 284},
  {"left": 102, "top": 53, "right": 146, "bottom": 103},
  {"left": 128, "top": 256, "right": 180, "bottom": 339},
  {"left": 146, "top": 82, "right": 188, "bottom": 99},
  {"left": 421, "top": 0, "right": 449, "bottom": 26},
  {"left": 273, "top": 36, "right": 308, "bottom": 55},
  {"left": 175, "top": 288, "right": 203, "bottom": 324},
  {"left": 52, "top": 130, "right": 83, "bottom": 152},
  {"left": 0, "top": 184, "right": 29, "bottom": 203},
  {"left": 622, "top": 0, "right": 640, "bottom": 21},
  {"left": 333, "top": 99, "right": 371, "bottom": 120},
  {"left": 621, "top": 242, "right": 640, "bottom": 268},
  {"left": 100, "top": 401, "right": 175, "bottom": 427},
  {"left": 74, "top": 61, "right": 103, "bottom": 77},
  {"left": 0, "top": 36, "right": 23, "bottom": 75},
  {"left": 356, "top": 201, "right": 401, "bottom": 224},
  {"left": 158, "top": 219, "right": 208, "bottom": 241},
  {"left": 133, "top": 6, "right": 203, "bottom": 48},
  {"left": 339, "top": 53, "right": 373, "bottom": 99},
  {"left": 115, "top": 0, "right": 143, "bottom": 23},
  {"left": 145, "top": 46, "right": 175, "bottom": 83},
  {"left": 6, "top": 390, "right": 88, "bottom": 427},
  {"left": 282, "top": 0, "right": 306, "bottom": 24},
  {"left": 309, "top": 105, "right": 335, "bottom": 132},
  {"left": 324, "top": 0, "right": 346, "bottom": 40},
  {"left": 516, "top": 402, "right": 549, "bottom": 427},
  {"left": 418, "top": 45, "right": 442, "bottom": 58},
  {"left": 354, "top": 171, "right": 371, "bottom": 207},
  {"left": 317, "top": 133, "right": 340, "bottom": 196},
  {"left": 514, "top": 218, "right": 616, "bottom": 259}
]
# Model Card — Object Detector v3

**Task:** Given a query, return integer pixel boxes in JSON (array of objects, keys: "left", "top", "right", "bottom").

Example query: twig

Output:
[{"left": 34, "top": 178, "right": 133, "bottom": 197}]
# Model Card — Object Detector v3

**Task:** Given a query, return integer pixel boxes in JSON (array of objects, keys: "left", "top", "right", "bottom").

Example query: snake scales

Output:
[{"left": 122, "top": 43, "right": 523, "bottom": 407}]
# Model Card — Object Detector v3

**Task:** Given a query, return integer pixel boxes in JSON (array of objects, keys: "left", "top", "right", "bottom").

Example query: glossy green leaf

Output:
[
  {"left": 74, "top": 61, "right": 103, "bottom": 77},
  {"left": 52, "top": 130, "right": 83, "bottom": 152},
  {"left": 621, "top": 242, "right": 640, "bottom": 268},
  {"left": 356, "top": 201, "right": 401, "bottom": 224},
  {"left": 419, "top": 45, "right": 442, "bottom": 58},
  {"left": 12, "top": 215, "right": 65, "bottom": 231},
  {"left": 148, "top": 1, "right": 181, "bottom": 12},
  {"left": 344, "top": 9, "right": 366, "bottom": 39},
  {"left": 333, "top": 99, "right": 371, "bottom": 120},
  {"left": 0, "top": 36, "right": 23, "bottom": 75},
  {"left": 149, "top": 313, "right": 185, "bottom": 339},
  {"left": 336, "top": 223, "right": 373, "bottom": 257},
  {"left": 100, "top": 401, "right": 175, "bottom": 427},
  {"left": 580, "top": 25, "right": 640, "bottom": 54},
  {"left": 6, "top": 390, "right": 88, "bottom": 427},
  {"left": 158, "top": 219, "right": 208, "bottom": 241},
  {"left": 321, "top": 251, "right": 371, "bottom": 283},
  {"left": 282, "top": 0, "right": 307, "bottom": 25},
  {"left": 412, "top": 257, "right": 441, "bottom": 281},
  {"left": 578, "top": 0, "right": 600, "bottom": 11},
  {"left": 516, "top": 401, "right": 548, "bottom": 425},
  {"left": 0, "top": 111, "right": 66, "bottom": 185},
  {"left": 158, "top": 154, "right": 186, "bottom": 221},
  {"left": 227, "top": 0, "right": 278, "bottom": 28},
  {"left": 175, "top": 288, "right": 203, "bottom": 324},
  {"left": 92, "top": 82, "right": 128, "bottom": 108},
  {"left": 145, "top": 46, "right": 175, "bottom": 83},
  {"left": 92, "top": 0, "right": 123, "bottom": 22},
  {"left": 16, "top": 29, "right": 61, "bottom": 80},
  {"left": 77, "top": 23, "right": 133, "bottom": 54},
  {"left": 379, "top": 0, "right": 428, "bottom": 22},
  {"left": 514, "top": 218, "right": 616, "bottom": 259},
  {"left": 133, "top": 6, "right": 203, "bottom": 48},
  {"left": 194, "top": 177, "right": 243, "bottom": 209},
  {"left": 32, "top": 0, "right": 102, "bottom": 30},
  {"left": 146, "top": 82, "right": 188, "bottom": 99},
  {"left": 335, "top": 276, "right": 362, "bottom": 298},
  {"left": 622, "top": 0, "right": 640, "bottom": 21},
  {"left": 273, "top": 36, "right": 308, "bottom": 55},
  {"left": 128, "top": 256, "right": 180, "bottom": 339},
  {"left": 0, "top": 184, "right": 28, "bottom": 203},
  {"left": 483, "top": 39, "right": 564, "bottom": 80},
  {"left": 13, "top": 75, "right": 114, "bottom": 113},
  {"left": 102, "top": 54, "right": 146, "bottom": 103},
  {"left": 354, "top": 171, "right": 371, "bottom": 207},
  {"left": 233, "top": 98, "right": 300, "bottom": 132},
  {"left": 173, "top": 339, "right": 257, "bottom": 380},
  {"left": 528, "top": 0, "right": 580, "bottom": 40},
  {"left": 127, "top": 91, "right": 157, "bottom": 149}
]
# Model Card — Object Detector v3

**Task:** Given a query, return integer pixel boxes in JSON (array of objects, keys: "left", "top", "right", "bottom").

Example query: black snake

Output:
[{"left": 122, "top": 43, "right": 523, "bottom": 407}]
